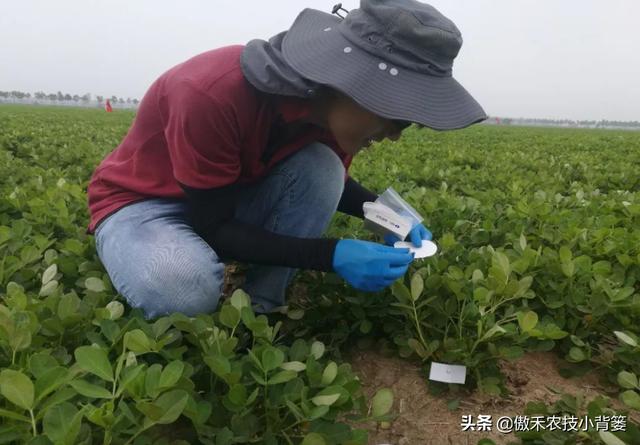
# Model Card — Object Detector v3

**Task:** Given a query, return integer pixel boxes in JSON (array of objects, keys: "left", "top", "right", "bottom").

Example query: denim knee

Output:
[
  {"left": 292, "top": 142, "right": 346, "bottom": 212},
  {"left": 127, "top": 245, "right": 225, "bottom": 319}
]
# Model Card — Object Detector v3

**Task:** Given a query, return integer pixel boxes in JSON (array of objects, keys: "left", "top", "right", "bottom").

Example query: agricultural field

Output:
[{"left": 0, "top": 104, "right": 639, "bottom": 445}]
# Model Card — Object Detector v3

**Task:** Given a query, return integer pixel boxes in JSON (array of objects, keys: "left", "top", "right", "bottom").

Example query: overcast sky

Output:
[{"left": 1, "top": 0, "right": 638, "bottom": 121}]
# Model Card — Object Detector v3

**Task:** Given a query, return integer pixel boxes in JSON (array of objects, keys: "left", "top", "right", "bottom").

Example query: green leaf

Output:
[
  {"left": 74, "top": 345, "right": 114, "bottom": 382},
  {"left": 281, "top": 361, "right": 306, "bottom": 372},
  {"left": 0, "top": 407, "right": 30, "bottom": 422},
  {"left": 287, "top": 309, "right": 305, "bottom": 320},
  {"left": 85, "top": 277, "right": 106, "bottom": 292},
  {"left": 230, "top": 289, "right": 251, "bottom": 311},
  {"left": 311, "top": 392, "right": 341, "bottom": 407},
  {"left": 58, "top": 293, "right": 80, "bottom": 321},
  {"left": 407, "top": 338, "right": 430, "bottom": 359},
  {"left": 204, "top": 355, "right": 231, "bottom": 378},
  {"left": 561, "top": 261, "right": 575, "bottom": 278},
  {"left": 250, "top": 371, "right": 267, "bottom": 386},
  {"left": 39, "top": 280, "right": 58, "bottom": 297},
  {"left": 227, "top": 384, "right": 247, "bottom": 406},
  {"left": 0, "top": 369, "right": 34, "bottom": 410},
  {"left": 268, "top": 370, "right": 297, "bottom": 385},
  {"left": 620, "top": 390, "right": 640, "bottom": 410},
  {"left": 159, "top": 360, "right": 184, "bottom": 388},
  {"left": 105, "top": 301, "right": 124, "bottom": 320},
  {"left": 69, "top": 379, "right": 112, "bottom": 398},
  {"left": 371, "top": 388, "right": 393, "bottom": 417},
  {"left": 219, "top": 304, "right": 240, "bottom": 329},
  {"left": 9, "top": 326, "right": 31, "bottom": 352},
  {"left": 499, "top": 345, "right": 525, "bottom": 360},
  {"left": 359, "top": 319, "right": 373, "bottom": 334},
  {"left": 518, "top": 233, "right": 527, "bottom": 251},
  {"left": 515, "top": 276, "right": 534, "bottom": 297},
  {"left": 310, "top": 341, "right": 325, "bottom": 360},
  {"left": 568, "top": 347, "right": 586, "bottom": 362},
  {"left": 124, "top": 329, "right": 152, "bottom": 354},
  {"left": 42, "top": 264, "right": 57, "bottom": 284},
  {"left": 559, "top": 246, "right": 573, "bottom": 264},
  {"left": 518, "top": 311, "right": 538, "bottom": 333},
  {"left": 34, "top": 366, "right": 68, "bottom": 402},
  {"left": 285, "top": 400, "right": 304, "bottom": 421},
  {"left": 598, "top": 431, "right": 628, "bottom": 445},
  {"left": 480, "top": 324, "right": 506, "bottom": 342},
  {"left": 145, "top": 364, "right": 162, "bottom": 398},
  {"left": 611, "top": 287, "right": 635, "bottom": 302},
  {"left": 617, "top": 371, "right": 638, "bottom": 389},
  {"left": 262, "top": 347, "right": 284, "bottom": 372},
  {"left": 136, "top": 401, "right": 164, "bottom": 421},
  {"left": 410, "top": 273, "right": 424, "bottom": 301},
  {"left": 614, "top": 331, "right": 638, "bottom": 347},
  {"left": 321, "top": 362, "right": 338, "bottom": 386},
  {"left": 154, "top": 389, "right": 189, "bottom": 424},
  {"left": 473, "top": 287, "right": 490, "bottom": 305},
  {"left": 43, "top": 402, "right": 82, "bottom": 445},
  {"left": 493, "top": 251, "right": 511, "bottom": 278},
  {"left": 391, "top": 281, "right": 412, "bottom": 303},
  {"left": 471, "top": 269, "right": 484, "bottom": 284},
  {"left": 302, "top": 432, "right": 327, "bottom": 445}
]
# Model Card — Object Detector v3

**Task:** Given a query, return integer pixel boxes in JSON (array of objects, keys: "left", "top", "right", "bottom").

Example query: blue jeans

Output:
[{"left": 94, "top": 142, "right": 345, "bottom": 319}]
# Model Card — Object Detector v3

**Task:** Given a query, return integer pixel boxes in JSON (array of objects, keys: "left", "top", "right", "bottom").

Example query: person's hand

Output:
[
  {"left": 383, "top": 223, "right": 432, "bottom": 247},
  {"left": 332, "top": 239, "right": 414, "bottom": 292}
]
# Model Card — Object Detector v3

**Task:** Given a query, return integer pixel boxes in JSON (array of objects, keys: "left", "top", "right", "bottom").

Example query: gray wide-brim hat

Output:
[{"left": 281, "top": 0, "right": 487, "bottom": 130}]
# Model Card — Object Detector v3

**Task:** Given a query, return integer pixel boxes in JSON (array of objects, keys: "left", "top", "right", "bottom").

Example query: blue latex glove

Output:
[
  {"left": 384, "top": 223, "right": 432, "bottom": 247},
  {"left": 333, "top": 239, "right": 415, "bottom": 292}
]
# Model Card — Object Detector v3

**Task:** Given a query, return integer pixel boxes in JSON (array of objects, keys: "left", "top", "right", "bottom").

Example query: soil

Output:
[{"left": 347, "top": 349, "right": 631, "bottom": 445}]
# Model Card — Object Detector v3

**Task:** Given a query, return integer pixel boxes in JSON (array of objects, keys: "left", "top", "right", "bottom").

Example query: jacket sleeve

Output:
[
  {"left": 180, "top": 182, "right": 339, "bottom": 272},
  {"left": 337, "top": 176, "right": 378, "bottom": 219}
]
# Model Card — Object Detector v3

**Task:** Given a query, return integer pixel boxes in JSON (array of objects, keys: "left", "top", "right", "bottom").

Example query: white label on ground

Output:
[{"left": 429, "top": 362, "right": 467, "bottom": 384}]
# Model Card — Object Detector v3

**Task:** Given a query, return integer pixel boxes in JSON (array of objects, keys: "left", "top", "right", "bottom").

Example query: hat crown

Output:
[{"left": 340, "top": 0, "right": 462, "bottom": 76}]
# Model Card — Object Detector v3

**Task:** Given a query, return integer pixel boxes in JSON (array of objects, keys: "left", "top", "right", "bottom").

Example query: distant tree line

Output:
[
  {"left": 0, "top": 90, "right": 140, "bottom": 107},
  {"left": 488, "top": 116, "right": 640, "bottom": 129}
]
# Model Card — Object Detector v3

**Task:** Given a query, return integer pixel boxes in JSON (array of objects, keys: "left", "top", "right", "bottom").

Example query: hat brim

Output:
[{"left": 282, "top": 9, "right": 488, "bottom": 131}]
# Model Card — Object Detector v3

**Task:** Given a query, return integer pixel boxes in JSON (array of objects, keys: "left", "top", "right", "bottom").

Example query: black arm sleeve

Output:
[
  {"left": 337, "top": 176, "right": 379, "bottom": 219},
  {"left": 180, "top": 182, "right": 339, "bottom": 272}
]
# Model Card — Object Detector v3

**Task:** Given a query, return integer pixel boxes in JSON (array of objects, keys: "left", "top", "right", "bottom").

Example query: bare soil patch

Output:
[{"left": 347, "top": 349, "right": 625, "bottom": 445}]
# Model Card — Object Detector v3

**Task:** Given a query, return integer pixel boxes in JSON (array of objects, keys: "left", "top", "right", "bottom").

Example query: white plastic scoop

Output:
[{"left": 394, "top": 240, "right": 438, "bottom": 258}]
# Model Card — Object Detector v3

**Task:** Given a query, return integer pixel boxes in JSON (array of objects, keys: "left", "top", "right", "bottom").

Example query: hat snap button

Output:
[
  {"left": 378, "top": 62, "right": 387, "bottom": 70},
  {"left": 389, "top": 68, "right": 399, "bottom": 76},
  {"left": 343, "top": 46, "right": 352, "bottom": 53}
]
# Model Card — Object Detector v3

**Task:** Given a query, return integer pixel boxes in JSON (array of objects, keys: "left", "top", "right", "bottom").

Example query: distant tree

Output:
[
  {"left": 132, "top": 98, "right": 139, "bottom": 105},
  {"left": 57, "top": 91, "right": 64, "bottom": 101},
  {"left": 118, "top": 97, "right": 124, "bottom": 104},
  {"left": 48, "top": 93, "right": 57, "bottom": 101},
  {"left": 64, "top": 93, "right": 72, "bottom": 101},
  {"left": 34, "top": 91, "right": 46, "bottom": 100},
  {"left": 126, "top": 97, "right": 132, "bottom": 104},
  {"left": 96, "top": 95, "right": 104, "bottom": 104},
  {"left": 81, "top": 93, "right": 91, "bottom": 103},
  {"left": 72, "top": 94, "right": 80, "bottom": 102},
  {"left": 110, "top": 95, "right": 118, "bottom": 103}
]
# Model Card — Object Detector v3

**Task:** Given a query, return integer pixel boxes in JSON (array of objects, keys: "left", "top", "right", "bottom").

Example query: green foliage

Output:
[{"left": 1, "top": 106, "right": 639, "bottom": 443}]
